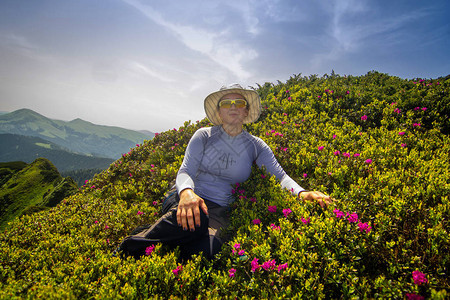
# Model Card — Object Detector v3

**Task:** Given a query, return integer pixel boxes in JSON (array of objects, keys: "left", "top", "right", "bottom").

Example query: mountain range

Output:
[
  {"left": 0, "top": 109, "right": 154, "bottom": 159},
  {"left": 0, "top": 133, "right": 114, "bottom": 172}
]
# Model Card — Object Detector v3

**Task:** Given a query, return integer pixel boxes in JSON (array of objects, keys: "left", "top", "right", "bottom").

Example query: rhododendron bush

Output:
[{"left": 1, "top": 71, "right": 449, "bottom": 299}]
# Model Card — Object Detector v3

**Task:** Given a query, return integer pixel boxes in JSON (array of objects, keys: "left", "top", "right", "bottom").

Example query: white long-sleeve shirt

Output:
[{"left": 176, "top": 126, "right": 305, "bottom": 206}]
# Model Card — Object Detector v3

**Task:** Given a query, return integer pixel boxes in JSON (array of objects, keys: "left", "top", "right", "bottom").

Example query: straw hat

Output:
[{"left": 204, "top": 84, "right": 261, "bottom": 125}]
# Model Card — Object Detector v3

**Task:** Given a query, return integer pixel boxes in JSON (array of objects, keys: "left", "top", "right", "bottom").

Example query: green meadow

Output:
[{"left": 1, "top": 71, "right": 448, "bottom": 299}]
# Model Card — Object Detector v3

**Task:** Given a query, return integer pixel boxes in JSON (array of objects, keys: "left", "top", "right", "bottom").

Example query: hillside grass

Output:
[
  {"left": 0, "top": 158, "right": 78, "bottom": 229},
  {"left": 0, "top": 71, "right": 449, "bottom": 299}
]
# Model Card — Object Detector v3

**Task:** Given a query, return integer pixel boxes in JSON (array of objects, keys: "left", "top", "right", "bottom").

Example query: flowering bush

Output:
[{"left": 0, "top": 72, "right": 449, "bottom": 299}]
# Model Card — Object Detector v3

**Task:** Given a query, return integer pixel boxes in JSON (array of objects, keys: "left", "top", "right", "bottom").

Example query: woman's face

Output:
[{"left": 218, "top": 93, "right": 249, "bottom": 126}]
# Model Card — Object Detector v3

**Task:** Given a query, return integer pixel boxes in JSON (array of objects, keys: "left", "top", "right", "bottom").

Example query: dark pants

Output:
[{"left": 115, "top": 191, "right": 230, "bottom": 260}]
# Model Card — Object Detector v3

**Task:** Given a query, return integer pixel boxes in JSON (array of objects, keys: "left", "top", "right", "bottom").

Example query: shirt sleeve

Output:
[
  {"left": 254, "top": 137, "right": 306, "bottom": 196},
  {"left": 175, "top": 128, "right": 207, "bottom": 195}
]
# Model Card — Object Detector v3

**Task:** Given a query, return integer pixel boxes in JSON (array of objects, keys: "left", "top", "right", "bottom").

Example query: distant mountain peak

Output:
[{"left": 0, "top": 108, "right": 154, "bottom": 159}]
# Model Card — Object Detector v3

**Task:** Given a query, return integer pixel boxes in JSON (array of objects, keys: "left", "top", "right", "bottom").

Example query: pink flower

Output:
[
  {"left": 104, "top": 225, "right": 110, "bottom": 229},
  {"left": 250, "top": 197, "right": 257, "bottom": 203},
  {"left": 318, "top": 146, "right": 324, "bottom": 151},
  {"left": 343, "top": 152, "right": 351, "bottom": 158},
  {"left": 253, "top": 219, "right": 261, "bottom": 225},
  {"left": 332, "top": 134, "right": 337, "bottom": 139},
  {"left": 251, "top": 258, "right": 260, "bottom": 272},
  {"left": 421, "top": 107, "right": 427, "bottom": 111},
  {"left": 361, "top": 115, "right": 368, "bottom": 121},
  {"left": 401, "top": 143, "right": 407, "bottom": 147},
  {"left": 270, "top": 223, "right": 280, "bottom": 231},
  {"left": 233, "top": 243, "right": 241, "bottom": 250},
  {"left": 238, "top": 250, "right": 245, "bottom": 256},
  {"left": 145, "top": 245, "right": 155, "bottom": 256},
  {"left": 283, "top": 208, "right": 292, "bottom": 218},
  {"left": 137, "top": 211, "right": 144, "bottom": 215},
  {"left": 261, "top": 174, "right": 267, "bottom": 179},
  {"left": 399, "top": 131, "right": 406, "bottom": 136},
  {"left": 357, "top": 222, "right": 372, "bottom": 233},
  {"left": 262, "top": 259, "right": 277, "bottom": 271},
  {"left": 268, "top": 206, "right": 277, "bottom": 213},
  {"left": 365, "top": 159, "right": 372, "bottom": 164},
  {"left": 229, "top": 268, "right": 236, "bottom": 278},
  {"left": 172, "top": 265, "right": 183, "bottom": 276},
  {"left": 333, "top": 209, "right": 345, "bottom": 219},
  {"left": 353, "top": 153, "right": 360, "bottom": 157},
  {"left": 334, "top": 150, "right": 341, "bottom": 156},
  {"left": 394, "top": 108, "right": 401, "bottom": 114},
  {"left": 347, "top": 212, "right": 359, "bottom": 223},
  {"left": 301, "top": 217, "right": 311, "bottom": 225},
  {"left": 303, "top": 173, "right": 308, "bottom": 178},
  {"left": 277, "top": 263, "right": 288, "bottom": 273},
  {"left": 406, "top": 293, "right": 424, "bottom": 300},
  {"left": 412, "top": 270, "right": 428, "bottom": 285},
  {"left": 413, "top": 123, "right": 421, "bottom": 127},
  {"left": 346, "top": 91, "right": 350, "bottom": 94}
]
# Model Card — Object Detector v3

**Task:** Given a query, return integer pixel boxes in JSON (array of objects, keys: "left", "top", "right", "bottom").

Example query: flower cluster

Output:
[
  {"left": 412, "top": 270, "right": 428, "bottom": 285},
  {"left": 172, "top": 265, "right": 183, "bottom": 276},
  {"left": 250, "top": 258, "right": 288, "bottom": 274},
  {"left": 145, "top": 245, "right": 155, "bottom": 256},
  {"left": 232, "top": 243, "right": 246, "bottom": 256},
  {"left": 333, "top": 209, "right": 372, "bottom": 233}
]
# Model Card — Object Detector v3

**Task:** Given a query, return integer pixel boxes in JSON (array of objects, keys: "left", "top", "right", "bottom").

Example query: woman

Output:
[{"left": 116, "top": 84, "right": 332, "bottom": 260}]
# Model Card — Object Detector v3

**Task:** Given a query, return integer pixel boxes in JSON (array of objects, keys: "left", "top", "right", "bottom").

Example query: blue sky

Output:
[{"left": 0, "top": 0, "right": 449, "bottom": 132}]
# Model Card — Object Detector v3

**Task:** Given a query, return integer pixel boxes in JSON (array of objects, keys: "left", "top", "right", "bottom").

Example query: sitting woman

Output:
[{"left": 115, "top": 84, "right": 332, "bottom": 260}]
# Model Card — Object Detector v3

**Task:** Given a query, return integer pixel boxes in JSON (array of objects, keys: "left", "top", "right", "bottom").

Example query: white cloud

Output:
[
  {"left": 127, "top": 61, "right": 175, "bottom": 83},
  {"left": 121, "top": 0, "right": 258, "bottom": 81}
]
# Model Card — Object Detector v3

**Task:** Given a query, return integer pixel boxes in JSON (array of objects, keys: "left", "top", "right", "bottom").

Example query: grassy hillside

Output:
[
  {"left": 0, "top": 72, "right": 449, "bottom": 299},
  {"left": 0, "top": 109, "right": 154, "bottom": 159},
  {"left": 0, "top": 134, "right": 114, "bottom": 172},
  {"left": 0, "top": 158, "right": 79, "bottom": 229}
]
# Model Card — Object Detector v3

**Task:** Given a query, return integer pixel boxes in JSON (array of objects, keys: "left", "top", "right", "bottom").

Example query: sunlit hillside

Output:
[{"left": 1, "top": 71, "right": 449, "bottom": 299}]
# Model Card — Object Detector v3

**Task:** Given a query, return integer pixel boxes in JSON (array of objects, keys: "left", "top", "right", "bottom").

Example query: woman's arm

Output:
[
  {"left": 254, "top": 137, "right": 333, "bottom": 207},
  {"left": 175, "top": 128, "right": 210, "bottom": 231}
]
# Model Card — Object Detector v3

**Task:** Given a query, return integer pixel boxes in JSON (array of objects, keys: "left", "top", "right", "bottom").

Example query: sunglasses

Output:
[{"left": 218, "top": 99, "right": 248, "bottom": 108}]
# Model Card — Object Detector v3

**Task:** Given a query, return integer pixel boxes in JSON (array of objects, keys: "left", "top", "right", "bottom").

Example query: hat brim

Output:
[{"left": 204, "top": 88, "right": 261, "bottom": 125}]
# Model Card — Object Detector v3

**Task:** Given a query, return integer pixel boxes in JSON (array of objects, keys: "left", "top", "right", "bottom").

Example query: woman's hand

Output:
[
  {"left": 299, "top": 191, "right": 333, "bottom": 208},
  {"left": 177, "top": 188, "right": 208, "bottom": 231}
]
